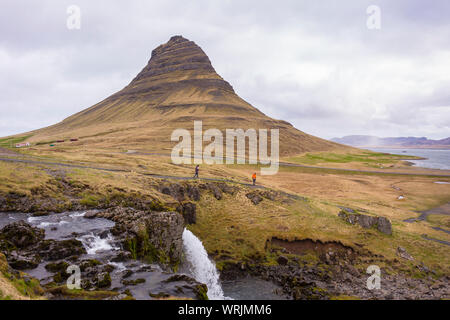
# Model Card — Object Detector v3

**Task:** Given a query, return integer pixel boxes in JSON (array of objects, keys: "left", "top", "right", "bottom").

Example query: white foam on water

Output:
[
  {"left": 38, "top": 220, "right": 69, "bottom": 228},
  {"left": 77, "top": 233, "right": 118, "bottom": 255},
  {"left": 434, "top": 181, "right": 450, "bottom": 185},
  {"left": 109, "top": 261, "right": 126, "bottom": 272},
  {"left": 182, "top": 229, "right": 229, "bottom": 300},
  {"left": 69, "top": 211, "right": 86, "bottom": 217},
  {"left": 27, "top": 216, "right": 41, "bottom": 222}
]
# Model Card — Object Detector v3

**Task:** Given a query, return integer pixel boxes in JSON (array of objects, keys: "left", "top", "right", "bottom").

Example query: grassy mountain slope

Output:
[{"left": 21, "top": 36, "right": 348, "bottom": 157}]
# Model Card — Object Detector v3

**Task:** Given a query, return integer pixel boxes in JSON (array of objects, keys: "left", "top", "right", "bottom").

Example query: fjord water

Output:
[{"left": 369, "top": 148, "right": 450, "bottom": 170}]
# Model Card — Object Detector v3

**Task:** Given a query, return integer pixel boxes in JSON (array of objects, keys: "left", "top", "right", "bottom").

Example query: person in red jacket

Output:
[{"left": 252, "top": 172, "right": 256, "bottom": 186}]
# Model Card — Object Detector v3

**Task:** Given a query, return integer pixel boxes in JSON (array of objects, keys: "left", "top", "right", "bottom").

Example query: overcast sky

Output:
[{"left": 1, "top": 0, "right": 449, "bottom": 140}]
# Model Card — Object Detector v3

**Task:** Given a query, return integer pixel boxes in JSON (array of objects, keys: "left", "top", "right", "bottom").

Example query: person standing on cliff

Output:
[
  {"left": 193, "top": 165, "right": 199, "bottom": 178},
  {"left": 252, "top": 172, "right": 256, "bottom": 186}
]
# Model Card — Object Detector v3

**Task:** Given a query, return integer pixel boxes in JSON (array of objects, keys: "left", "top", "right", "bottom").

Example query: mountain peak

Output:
[
  {"left": 29, "top": 36, "right": 344, "bottom": 156},
  {"left": 151, "top": 35, "right": 191, "bottom": 58},
  {"left": 129, "top": 35, "right": 225, "bottom": 91}
]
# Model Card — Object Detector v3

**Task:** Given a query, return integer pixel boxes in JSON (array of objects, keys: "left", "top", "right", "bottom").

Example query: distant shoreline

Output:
[
  {"left": 367, "top": 147, "right": 450, "bottom": 171},
  {"left": 359, "top": 146, "right": 450, "bottom": 150}
]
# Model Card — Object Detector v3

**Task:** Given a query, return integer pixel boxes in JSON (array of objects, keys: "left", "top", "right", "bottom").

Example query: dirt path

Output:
[
  {"left": 124, "top": 151, "right": 450, "bottom": 177},
  {"left": 0, "top": 157, "right": 265, "bottom": 189}
]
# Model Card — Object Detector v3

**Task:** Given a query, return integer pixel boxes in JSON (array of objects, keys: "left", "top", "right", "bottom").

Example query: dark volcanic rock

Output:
[
  {"left": 0, "top": 221, "right": 86, "bottom": 271},
  {"left": 246, "top": 191, "right": 263, "bottom": 205},
  {"left": 36, "top": 239, "right": 86, "bottom": 261},
  {"left": 97, "top": 272, "right": 112, "bottom": 288},
  {"left": 206, "top": 183, "right": 223, "bottom": 200},
  {"left": 277, "top": 255, "right": 289, "bottom": 266},
  {"left": 88, "top": 207, "right": 185, "bottom": 268},
  {"left": 186, "top": 185, "right": 201, "bottom": 201},
  {"left": 160, "top": 183, "right": 186, "bottom": 202},
  {"left": 338, "top": 210, "right": 392, "bottom": 235},
  {"left": 111, "top": 251, "right": 133, "bottom": 262},
  {"left": 160, "top": 274, "right": 209, "bottom": 300},
  {"left": 177, "top": 202, "right": 197, "bottom": 225},
  {"left": 7, "top": 251, "right": 41, "bottom": 270},
  {"left": 377, "top": 217, "right": 392, "bottom": 235},
  {"left": 0, "top": 221, "right": 45, "bottom": 248}
]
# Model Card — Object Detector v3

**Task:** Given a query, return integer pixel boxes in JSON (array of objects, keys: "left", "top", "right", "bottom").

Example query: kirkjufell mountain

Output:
[{"left": 25, "top": 36, "right": 346, "bottom": 156}]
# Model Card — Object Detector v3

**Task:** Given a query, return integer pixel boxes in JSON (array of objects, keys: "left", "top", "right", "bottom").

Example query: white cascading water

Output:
[
  {"left": 77, "top": 233, "right": 118, "bottom": 255},
  {"left": 182, "top": 229, "right": 228, "bottom": 300}
]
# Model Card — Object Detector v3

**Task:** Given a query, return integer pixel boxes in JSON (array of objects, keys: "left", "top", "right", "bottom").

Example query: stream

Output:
[{"left": 0, "top": 211, "right": 285, "bottom": 300}]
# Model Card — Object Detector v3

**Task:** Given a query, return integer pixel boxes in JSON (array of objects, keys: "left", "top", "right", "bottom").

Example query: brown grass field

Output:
[{"left": 1, "top": 142, "right": 449, "bottom": 282}]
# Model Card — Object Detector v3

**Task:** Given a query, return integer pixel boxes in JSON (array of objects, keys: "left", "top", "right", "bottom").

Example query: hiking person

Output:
[
  {"left": 193, "top": 165, "right": 199, "bottom": 178},
  {"left": 252, "top": 172, "right": 256, "bottom": 185}
]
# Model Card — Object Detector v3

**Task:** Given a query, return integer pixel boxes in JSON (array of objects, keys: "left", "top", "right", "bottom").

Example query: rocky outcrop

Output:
[
  {"left": 222, "top": 238, "right": 449, "bottom": 300},
  {"left": 0, "top": 216, "right": 209, "bottom": 300},
  {"left": 0, "top": 221, "right": 44, "bottom": 248},
  {"left": 159, "top": 181, "right": 238, "bottom": 203},
  {"left": 338, "top": 210, "right": 392, "bottom": 235},
  {"left": 177, "top": 202, "right": 197, "bottom": 224},
  {"left": 0, "top": 182, "right": 170, "bottom": 214},
  {"left": 0, "top": 252, "right": 44, "bottom": 298},
  {"left": 223, "top": 261, "right": 449, "bottom": 300},
  {"left": 85, "top": 207, "right": 185, "bottom": 269},
  {"left": 161, "top": 274, "right": 208, "bottom": 300},
  {"left": 0, "top": 222, "right": 86, "bottom": 270},
  {"left": 36, "top": 239, "right": 86, "bottom": 261},
  {"left": 246, "top": 192, "right": 263, "bottom": 205},
  {"left": 246, "top": 190, "right": 281, "bottom": 205}
]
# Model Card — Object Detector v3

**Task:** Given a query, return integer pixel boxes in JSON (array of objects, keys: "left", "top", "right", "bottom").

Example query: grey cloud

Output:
[{"left": 0, "top": 0, "right": 449, "bottom": 140}]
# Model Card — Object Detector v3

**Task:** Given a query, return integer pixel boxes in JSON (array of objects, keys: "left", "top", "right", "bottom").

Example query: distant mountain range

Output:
[{"left": 331, "top": 135, "right": 450, "bottom": 149}]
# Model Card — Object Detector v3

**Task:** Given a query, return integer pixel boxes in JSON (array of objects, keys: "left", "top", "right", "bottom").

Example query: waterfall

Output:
[{"left": 182, "top": 229, "right": 228, "bottom": 300}]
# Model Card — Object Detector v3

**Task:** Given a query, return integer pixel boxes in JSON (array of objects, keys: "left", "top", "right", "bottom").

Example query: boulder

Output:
[
  {"left": 215, "top": 182, "right": 238, "bottom": 195},
  {"left": 7, "top": 251, "right": 40, "bottom": 270},
  {"left": 338, "top": 211, "right": 392, "bottom": 235},
  {"left": 111, "top": 251, "right": 133, "bottom": 262},
  {"left": 277, "top": 255, "right": 289, "bottom": 266},
  {"left": 161, "top": 274, "right": 209, "bottom": 300},
  {"left": 397, "top": 247, "right": 414, "bottom": 261},
  {"left": 37, "top": 239, "right": 86, "bottom": 261},
  {"left": 0, "top": 221, "right": 45, "bottom": 248},
  {"left": 357, "top": 215, "right": 377, "bottom": 229},
  {"left": 45, "top": 261, "right": 70, "bottom": 273},
  {"left": 246, "top": 192, "right": 263, "bottom": 205},
  {"left": 84, "top": 210, "right": 98, "bottom": 219},
  {"left": 206, "top": 183, "right": 223, "bottom": 200},
  {"left": 377, "top": 217, "right": 392, "bottom": 235},
  {"left": 96, "top": 272, "right": 111, "bottom": 288}
]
